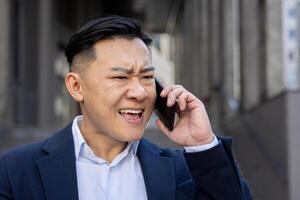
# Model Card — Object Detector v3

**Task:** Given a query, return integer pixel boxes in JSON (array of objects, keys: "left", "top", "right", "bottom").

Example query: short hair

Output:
[{"left": 64, "top": 15, "right": 152, "bottom": 70}]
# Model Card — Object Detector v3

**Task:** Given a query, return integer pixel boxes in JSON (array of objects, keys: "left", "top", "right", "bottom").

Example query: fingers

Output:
[
  {"left": 166, "top": 87, "right": 184, "bottom": 107},
  {"left": 177, "top": 92, "right": 188, "bottom": 110},
  {"left": 160, "top": 85, "right": 193, "bottom": 111},
  {"left": 160, "top": 85, "right": 178, "bottom": 97}
]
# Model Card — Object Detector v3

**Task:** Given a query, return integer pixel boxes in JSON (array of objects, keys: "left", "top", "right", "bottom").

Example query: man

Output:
[{"left": 0, "top": 16, "right": 252, "bottom": 200}]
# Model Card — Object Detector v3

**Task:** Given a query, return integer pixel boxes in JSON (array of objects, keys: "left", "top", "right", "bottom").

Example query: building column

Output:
[
  {"left": 38, "top": 0, "right": 55, "bottom": 128},
  {"left": 0, "top": 0, "right": 10, "bottom": 123},
  {"left": 266, "top": 0, "right": 284, "bottom": 97},
  {"left": 221, "top": 0, "right": 240, "bottom": 116},
  {"left": 240, "top": 0, "right": 262, "bottom": 110}
]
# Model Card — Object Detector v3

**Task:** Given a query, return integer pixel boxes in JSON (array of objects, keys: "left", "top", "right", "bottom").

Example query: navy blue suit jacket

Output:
[{"left": 0, "top": 123, "right": 252, "bottom": 200}]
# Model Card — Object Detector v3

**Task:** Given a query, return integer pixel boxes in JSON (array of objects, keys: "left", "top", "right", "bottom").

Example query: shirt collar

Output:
[{"left": 72, "top": 115, "right": 139, "bottom": 161}]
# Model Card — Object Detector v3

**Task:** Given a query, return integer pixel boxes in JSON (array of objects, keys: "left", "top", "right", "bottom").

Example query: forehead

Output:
[{"left": 92, "top": 37, "right": 151, "bottom": 71}]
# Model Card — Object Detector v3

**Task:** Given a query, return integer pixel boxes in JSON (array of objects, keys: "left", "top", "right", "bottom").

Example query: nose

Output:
[{"left": 126, "top": 80, "right": 148, "bottom": 101}]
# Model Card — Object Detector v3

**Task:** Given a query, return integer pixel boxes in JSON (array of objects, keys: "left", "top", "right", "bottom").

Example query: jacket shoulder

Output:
[
  {"left": 1, "top": 122, "right": 73, "bottom": 168},
  {"left": 2, "top": 140, "right": 47, "bottom": 163},
  {"left": 0, "top": 123, "right": 74, "bottom": 199}
]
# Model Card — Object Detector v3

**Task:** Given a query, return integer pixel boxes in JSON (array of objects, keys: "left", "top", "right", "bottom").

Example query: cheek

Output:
[
  {"left": 100, "top": 86, "right": 127, "bottom": 105},
  {"left": 147, "top": 86, "right": 157, "bottom": 108},
  {"left": 83, "top": 83, "right": 118, "bottom": 112}
]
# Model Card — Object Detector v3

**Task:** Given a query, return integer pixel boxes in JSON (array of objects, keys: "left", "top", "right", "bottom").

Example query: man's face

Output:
[{"left": 77, "top": 37, "right": 156, "bottom": 144}]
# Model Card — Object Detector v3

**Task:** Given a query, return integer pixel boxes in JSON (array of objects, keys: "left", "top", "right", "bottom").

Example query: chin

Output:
[{"left": 122, "top": 131, "right": 144, "bottom": 142}]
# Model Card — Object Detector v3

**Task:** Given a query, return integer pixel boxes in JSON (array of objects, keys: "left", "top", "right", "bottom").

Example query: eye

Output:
[
  {"left": 113, "top": 76, "right": 128, "bottom": 79},
  {"left": 143, "top": 75, "right": 154, "bottom": 79}
]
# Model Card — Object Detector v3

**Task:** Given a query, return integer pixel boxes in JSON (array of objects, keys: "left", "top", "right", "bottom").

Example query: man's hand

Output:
[{"left": 155, "top": 84, "right": 215, "bottom": 147}]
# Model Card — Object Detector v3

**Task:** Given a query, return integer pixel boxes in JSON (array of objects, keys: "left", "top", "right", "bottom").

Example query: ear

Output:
[{"left": 65, "top": 72, "right": 84, "bottom": 102}]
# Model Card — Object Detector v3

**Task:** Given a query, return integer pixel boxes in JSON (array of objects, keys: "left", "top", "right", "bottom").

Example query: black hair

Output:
[{"left": 64, "top": 15, "right": 152, "bottom": 69}]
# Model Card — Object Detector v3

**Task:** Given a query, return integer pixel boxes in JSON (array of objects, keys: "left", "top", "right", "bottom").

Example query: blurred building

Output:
[{"left": 1, "top": 0, "right": 300, "bottom": 199}]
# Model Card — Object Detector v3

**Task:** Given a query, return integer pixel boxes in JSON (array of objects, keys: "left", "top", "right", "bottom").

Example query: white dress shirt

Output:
[{"left": 72, "top": 115, "right": 218, "bottom": 200}]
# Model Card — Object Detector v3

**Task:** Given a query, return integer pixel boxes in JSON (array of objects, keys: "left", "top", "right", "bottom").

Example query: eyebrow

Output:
[{"left": 110, "top": 66, "right": 155, "bottom": 74}]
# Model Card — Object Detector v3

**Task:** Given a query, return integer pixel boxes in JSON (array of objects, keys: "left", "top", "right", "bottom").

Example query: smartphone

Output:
[{"left": 154, "top": 79, "right": 176, "bottom": 131}]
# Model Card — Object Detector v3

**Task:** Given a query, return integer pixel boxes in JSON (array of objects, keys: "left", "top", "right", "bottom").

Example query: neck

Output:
[{"left": 79, "top": 120, "right": 127, "bottom": 163}]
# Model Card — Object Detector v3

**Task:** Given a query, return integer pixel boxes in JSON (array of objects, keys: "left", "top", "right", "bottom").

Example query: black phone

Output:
[{"left": 154, "top": 79, "right": 176, "bottom": 131}]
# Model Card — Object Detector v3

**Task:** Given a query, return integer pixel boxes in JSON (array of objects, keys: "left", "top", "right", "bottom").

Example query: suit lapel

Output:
[
  {"left": 35, "top": 125, "right": 176, "bottom": 200},
  {"left": 36, "top": 123, "right": 79, "bottom": 200},
  {"left": 138, "top": 139, "right": 176, "bottom": 200}
]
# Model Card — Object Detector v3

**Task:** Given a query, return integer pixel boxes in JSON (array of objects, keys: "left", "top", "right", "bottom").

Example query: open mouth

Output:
[{"left": 118, "top": 108, "right": 144, "bottom": 123}]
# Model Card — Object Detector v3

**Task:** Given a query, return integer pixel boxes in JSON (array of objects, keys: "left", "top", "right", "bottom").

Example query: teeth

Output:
[{"left": 119, "top": 109, "right": 143, "bottom": 114}]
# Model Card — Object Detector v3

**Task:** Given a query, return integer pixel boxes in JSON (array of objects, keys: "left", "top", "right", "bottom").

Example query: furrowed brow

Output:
[
  {"left": 110, "top": 66, "right": 155, "bottom": 74},
  {"left": 140, "top": 66, "right": 155, "bottom": 73},
  {"left": 110, "top": 67, "right": 133, "bottom": 74}
]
